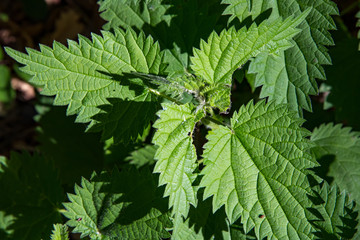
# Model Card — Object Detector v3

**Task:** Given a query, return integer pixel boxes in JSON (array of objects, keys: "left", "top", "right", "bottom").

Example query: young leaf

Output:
[
  {"left": 152, "top": 103, "right": 204, "bottom": 218},
  {"left": 50, "top": 224, "right": 70, "bottom": 240},
  {"left": 191, "top": 14, "right": 307, "bottom": 85},
  {"left": 311, "top": 123, "right": 360, "bottom": 206},
  {"left": 308, "top": 182, "right": 358, "bottom": 239},
  {"left": 99, "top": 0, "right": 226, "bottom": 76},
  {"left": 5, "top": 28, "right": 162, "bottom": 143},
  {"left": 63, "top": 167, "right": 171, "bottom": 240},
  {"left": 0, "top": 152, "right": 63, "bottom": 240},
  {"left": 190, "top": 14, "right": 308, "bottom": 111},
  {"left": 223, "top": 0, "right": 338, "bottom": 112},
  {"left": 200, "top": 100, "right": 317, "bottom": 239}
]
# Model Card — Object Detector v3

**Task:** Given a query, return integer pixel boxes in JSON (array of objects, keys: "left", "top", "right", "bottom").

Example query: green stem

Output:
[
  {"left": 148, "top": 87, "right": 231, "bottom": 128},
  {"left": 148, "top": 88, "right": 182, "bottom": 105},
  {"left": 205, "top": 116, "right": 231, "bottom": 128}
]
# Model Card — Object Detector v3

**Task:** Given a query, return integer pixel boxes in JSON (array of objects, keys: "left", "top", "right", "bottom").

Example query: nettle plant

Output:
[{"left": 2, "top": 0, "right": 360, "bottom": 239}]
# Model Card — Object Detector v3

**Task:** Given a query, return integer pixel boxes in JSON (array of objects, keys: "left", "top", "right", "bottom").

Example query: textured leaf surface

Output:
[
  {"left": 99, "top": 0, "right": 171, "bottom": 31},
  {"left": 223, "top": 0, "right": 338, "bottom": 112},
  {"left": 5, "top": 29, "right": 162, "bottom": 143},
  {"left": 153, "top": 103, "right": 204, "bottom": 218},
  {"left": 171, "top": 189, "right": 231, "bottom": 240},
  {"left": 311, "top": 123, "right": 360, "bottom": 205},
  {"left": 0, "top": 152, "right": 63, "bottom": 240},
  {"left": 99, "top": 0, "right": 226, "bottom": 76},
  {"left": 63, "top": 167, "right": 171, "bottom": 240},
  {"left": 200, "top": 100, "right": 317, "bottom": 239},
  {"left": 308, "top": 182, "right": 358, "bottom": 239},
  {"left": 190, "top": 15, "right": 306, "bottom": 111},
  {"left": 50, "top": 224, "right": 70, "bottom": 240}
]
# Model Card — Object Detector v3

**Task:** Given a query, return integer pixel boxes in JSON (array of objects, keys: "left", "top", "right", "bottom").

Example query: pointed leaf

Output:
[
  {"left": 308, "top": 182, "right": 358, "bottom": 239},
  {"left": 50, "top": 224, "right": 70, "bottom": 240},
  {"left": 171, "top": 189, "right": 231, "bottom": 240},
  {"left": 152, "top": 103, "right": 204, "bottom": 218},
  {"left": 98, "top": 0, "right": 171, "bottom": 31},
  {"left": 223, "top": 0, "right": 338, "bottom": 112},
  {"left": 190, "top": 15, "right": 307, "bottom": 111},
  {"left": 63, "top": 167, "right": 171, "bottom": 240},
  {"left": 5, "top": 28, "right": 162, "bottom": 143},
  {"left": 311, "top": 123, "right": 360, "bottom": 206},
  {"left": 99, "top": 0, "right": 226, "bottom": 76},
  {"left": 200, "top": 100, "right": 317, "bottom": 239},
  {"left": 191, "top": 14, "right": 307, "bottom": 85}
]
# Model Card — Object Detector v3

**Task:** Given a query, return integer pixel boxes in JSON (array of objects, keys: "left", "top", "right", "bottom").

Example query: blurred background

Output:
[{"left": 0, "top": 0, "right": 105, "bottom": 157}]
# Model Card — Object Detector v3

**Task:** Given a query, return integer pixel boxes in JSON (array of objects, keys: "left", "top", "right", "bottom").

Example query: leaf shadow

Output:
[
  {"left": 88, "top": 97, "right": 158, "bottom": 143},
  {"left": 184, "top": 188, "right": 230, "bottom": 240},
  {"left": 0, "top": 152, "right": 63, "bottom": 239},
  {"left": 88, "top": 70, "right": 160, "bottom": 143},
  {"left": 97, "top": 70, "right": 146, "bottom": 96},
  {"left": 311, "top": 154, "right": 335, "bottom": 185},
  {"left": 92, "top": 167, "right": 169, "bottom": 228},
  {"left": 306, "top": 175, "right": 359, "bottom": 239}
]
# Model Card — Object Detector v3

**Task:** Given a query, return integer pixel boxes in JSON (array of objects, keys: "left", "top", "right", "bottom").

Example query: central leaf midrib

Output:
[{"left": 233, "top": 131, "right": 305, "bottom": 239}]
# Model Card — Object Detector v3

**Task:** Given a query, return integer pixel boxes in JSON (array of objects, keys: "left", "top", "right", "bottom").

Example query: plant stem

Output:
[
  {"left": 205, "top": 116, "right": 231, "bottom": 128},
  {"left": 148, "top": 87, "right": 231, "bottom": 128},
  {"left": 148, "top": 88, "right": 182, "bottom": 105}
]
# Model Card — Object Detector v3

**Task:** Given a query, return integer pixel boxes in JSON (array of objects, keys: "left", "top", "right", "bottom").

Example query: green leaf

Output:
[
  {"left": 50, "top": 224, "right": 70, "bottom": 240},
  {"left": 311, "top": 123, "right": 360, "bottom": 207},
  {"left": 171, "top": 217, "right": 203, "bottom": 240},
  {"left": 98, "top": 0, "right": 171, "bottom": 31},
  {"left": 308, "top": 182, "right": 358, "bottom": 239},
  {"left": 223, "top": 0, "right": 338, "bottom": 113},
  {"left": 0, "top": 65, "right": 15, "bottom": 103},
  {"left": 87, "top": 91, "right": 159, "bottom": 142},
  {"left": 229, "top": 222, "right": 257, "bottom": 240},
  {"left": 125, "top": 144, "right": 157, "bottom": 168},
  {"left": 190, "top": 14, "right": 307, "bottom": 111},
  {"left": 63, "top": 167, "right": 171, "bottom": 240},
  {"left": 191, "top": 14, "right": 307, "bottom": 85},
  {"left": 5, "top": 28, "right": 162, "bottom": 143},
  {"left": 0, "top": 211, "right": 15, "bottom": 239},
  {"left": 200, "top": 100, "right": 317, "bottom": 239},
  {"left": 0, "top": 152, "right": 63, "bottom": 240},
  {"left": 171, "top": 189, "right": 231, "bottom": 240},
  {"left": 99, "top": 0, "right": 226, "bottom": 76},
  {"left": 152, "top": 103, "right": 204, "bottom": 218}
]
